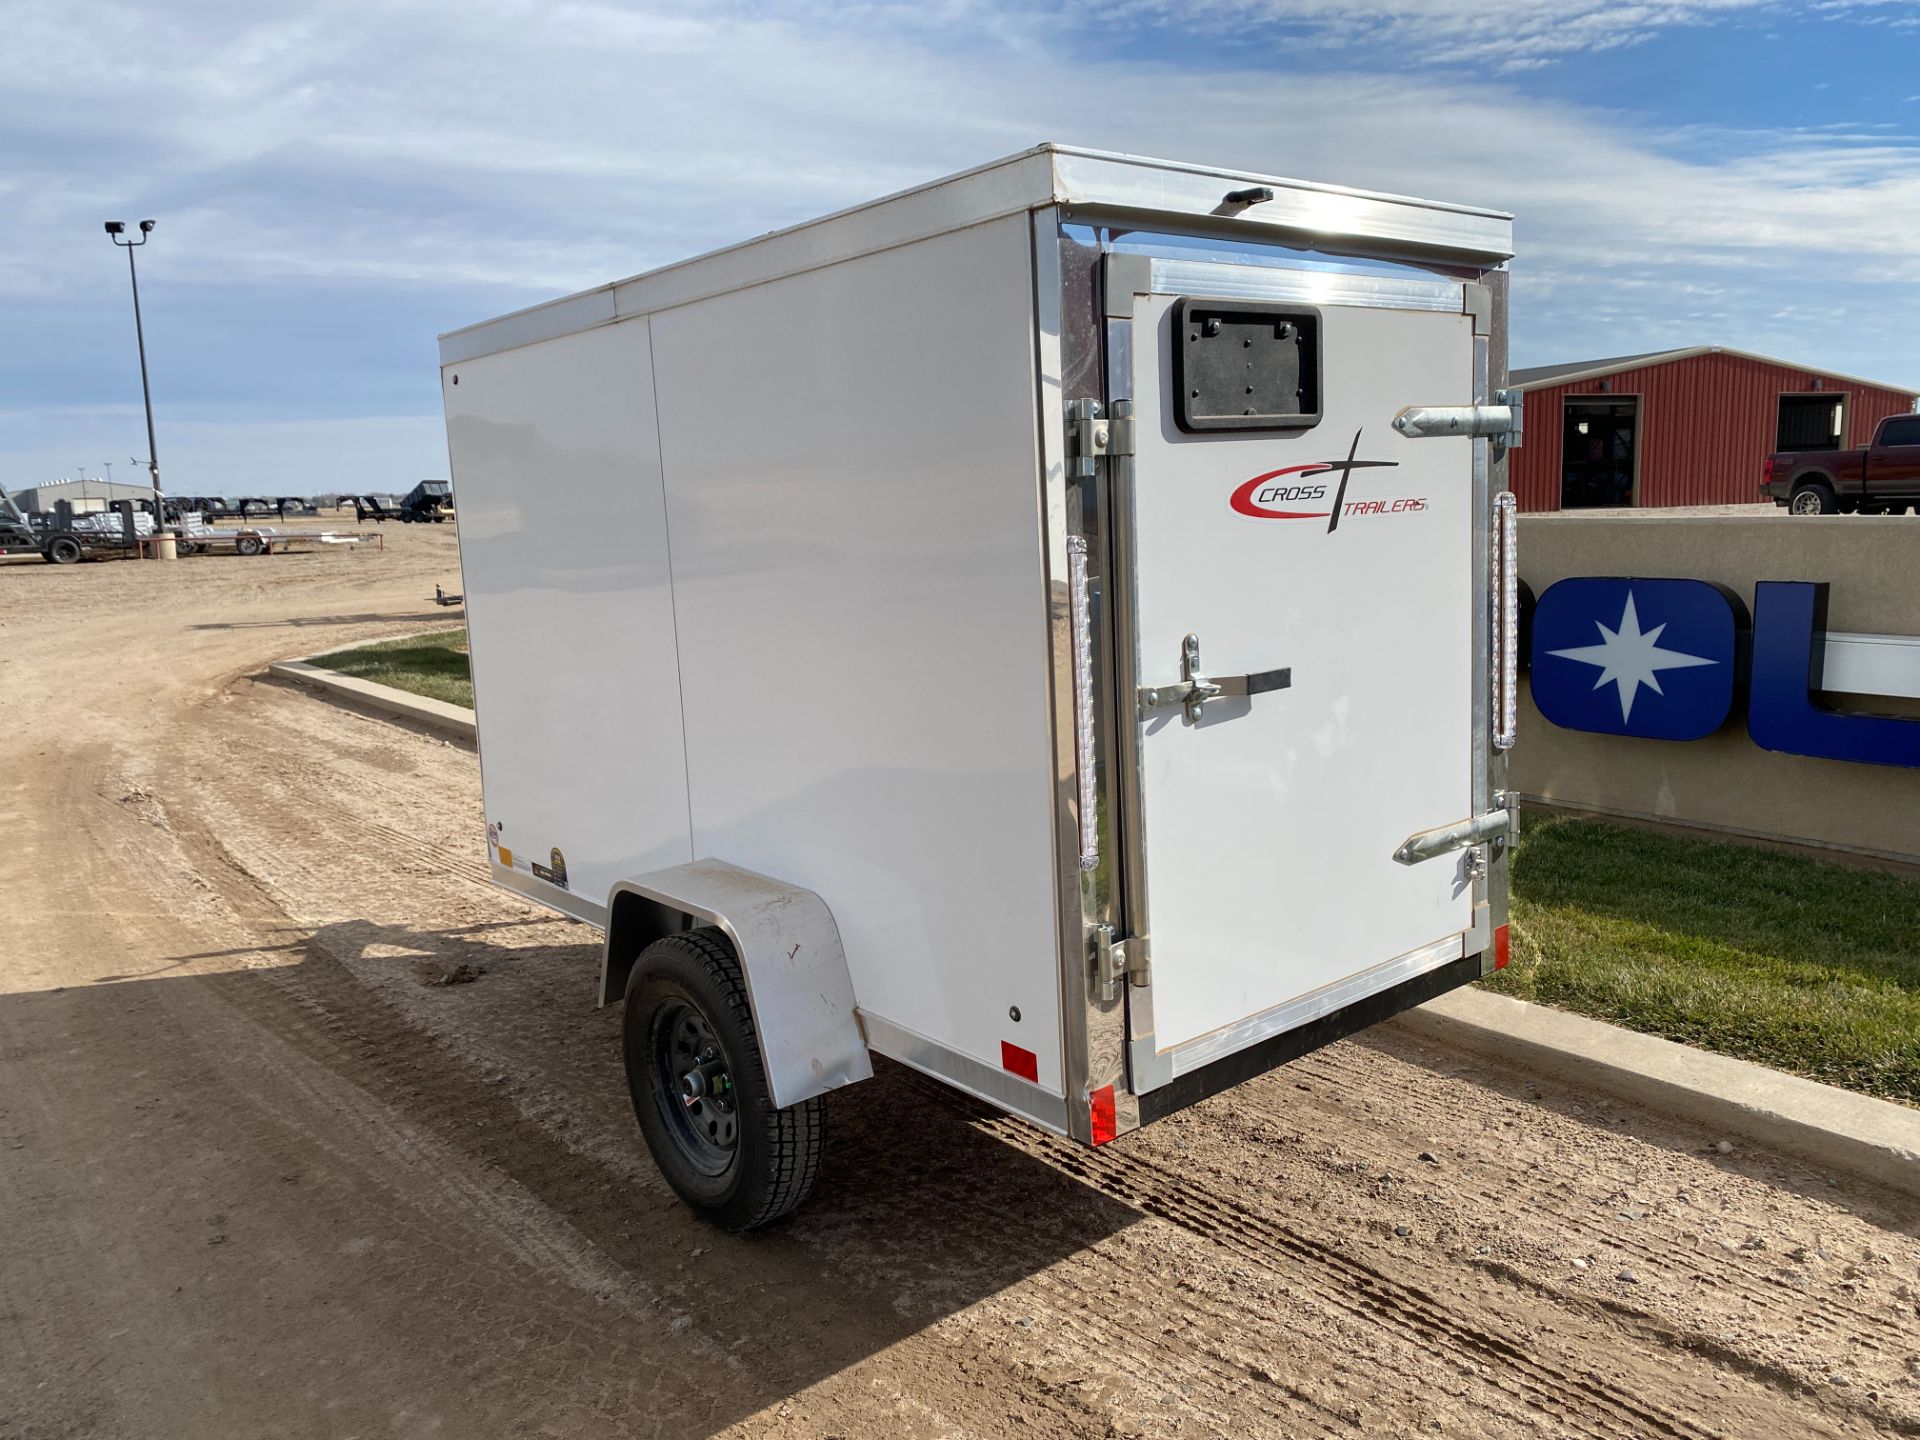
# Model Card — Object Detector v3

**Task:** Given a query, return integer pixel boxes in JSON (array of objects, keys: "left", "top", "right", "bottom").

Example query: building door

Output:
[
  {"left": 1777, "top": 394, "right": 1845, "bottom": 452},
  {"left": 1561, "top": 398, "right": 1638, "bottom": 508}
]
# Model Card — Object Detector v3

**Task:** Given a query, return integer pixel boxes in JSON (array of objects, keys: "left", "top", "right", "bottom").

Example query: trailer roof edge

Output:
[{"left": 438, "top": 144, "right": 1514, "bottom": 367}]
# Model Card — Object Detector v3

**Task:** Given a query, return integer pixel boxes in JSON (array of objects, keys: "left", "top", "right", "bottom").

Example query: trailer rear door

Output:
[{"left": 1110, "top": 257, "right": 1487, "bottom": 1082}]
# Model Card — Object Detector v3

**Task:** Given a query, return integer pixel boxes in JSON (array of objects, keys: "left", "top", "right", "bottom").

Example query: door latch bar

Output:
[
  {"left": 1394, "top": 808, "right": 1514, "bottom": 866},
  {"left": 1392, "top": 388, "right": 1524, "bottom": 449},
  {"left": 1137, "top": 632, "right": 1291, "bottom": 724}
]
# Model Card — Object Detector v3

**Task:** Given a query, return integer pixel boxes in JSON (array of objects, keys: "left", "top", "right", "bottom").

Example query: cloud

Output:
[
  {"left": 3, "top": 0, "right": 1915, "bottom": 490},
  {"left": 1095, "top": 0, "right": 1770, "bottom": 68}
]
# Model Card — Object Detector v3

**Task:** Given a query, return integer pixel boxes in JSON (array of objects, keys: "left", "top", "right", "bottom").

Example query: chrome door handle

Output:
[{"left": 1138, "top": 633, "right": 1291, "bottom": 723}]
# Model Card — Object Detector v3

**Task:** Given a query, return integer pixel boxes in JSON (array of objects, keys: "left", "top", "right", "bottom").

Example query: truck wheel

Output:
[
  {"left": 622, "top": 927, "right": 825, "bottom": 1231},
  {"left": 46, "top": 536, "right": 83, "bottom": 565},
  {"left": 236, "top": 535, "right": 265, "bottom": 557},
  {"left": 1788, "top": 482, "right": 1836, "bottom": 516}
]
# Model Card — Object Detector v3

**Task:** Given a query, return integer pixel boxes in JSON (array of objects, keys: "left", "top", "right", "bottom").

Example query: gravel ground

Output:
[{"left": 3, "top": 525, "right": 1917, "bottom": 1439}]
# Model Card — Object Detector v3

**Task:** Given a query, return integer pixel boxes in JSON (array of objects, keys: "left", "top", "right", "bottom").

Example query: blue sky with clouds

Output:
[{"left": 5, "top": 0, "right": 1917, "bottom": 493}]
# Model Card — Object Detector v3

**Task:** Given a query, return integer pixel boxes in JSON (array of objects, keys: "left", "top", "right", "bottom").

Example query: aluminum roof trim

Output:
[
  {"left": 438, "top": 144, "right": 1514, "bottom": 366},
  {"left": 1511, "top": 345, "right": 1918, "bottom": 399}
]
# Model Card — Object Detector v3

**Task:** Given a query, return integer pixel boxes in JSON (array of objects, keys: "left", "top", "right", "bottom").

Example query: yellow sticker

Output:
[{"left": 496, "top": 845, "right": 514, "bottom": 868}]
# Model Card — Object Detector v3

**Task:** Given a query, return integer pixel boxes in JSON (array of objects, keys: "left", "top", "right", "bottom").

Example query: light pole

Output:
[{"left": 104, "top": 219, "right": 163, "bottom": 527}]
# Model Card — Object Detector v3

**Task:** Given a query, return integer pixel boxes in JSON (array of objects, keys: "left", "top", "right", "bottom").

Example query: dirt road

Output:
[{"left": 3, "top": 526, "right": 1916, "bottom": 1439}]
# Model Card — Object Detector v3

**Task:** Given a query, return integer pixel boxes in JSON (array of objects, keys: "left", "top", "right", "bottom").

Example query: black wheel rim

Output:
[{"left": 648, "top": 998, "right": 739, "bottom": 1177}]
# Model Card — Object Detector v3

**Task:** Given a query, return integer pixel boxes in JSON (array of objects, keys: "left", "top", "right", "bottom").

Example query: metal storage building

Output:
[
  {"left": 1507, "top": 347, "right": 1916, "bottom": 512},
  {"left": 9, "top": 480, "right": 158, "bottom": 515}
]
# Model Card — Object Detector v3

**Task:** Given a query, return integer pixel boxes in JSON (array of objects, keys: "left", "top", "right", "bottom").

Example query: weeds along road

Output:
[{"left": 2, "top": 525, "right": 1916, "bottom": 1440}]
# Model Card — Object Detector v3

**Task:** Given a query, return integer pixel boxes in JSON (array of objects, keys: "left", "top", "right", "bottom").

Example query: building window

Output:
[
  {"left": 1561, "top": 397, "right": 1638, "bottom": 508},
  {"left": 1777, "top": 393, "right": 1845, "bottom": 452}
]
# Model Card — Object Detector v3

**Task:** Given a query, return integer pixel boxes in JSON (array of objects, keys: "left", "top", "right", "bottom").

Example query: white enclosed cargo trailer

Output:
[{"left": 441, "top": 145, "right": 1522, "bottom": 1229}]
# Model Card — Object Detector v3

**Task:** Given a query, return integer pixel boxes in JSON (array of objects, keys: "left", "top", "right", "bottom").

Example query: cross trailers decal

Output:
[
  {"left": 1526, "top": 577, "right": 1920, "bottom": 770},
  {"left": 1227, "top": 431, "right": 1421, "bottom": 531}
]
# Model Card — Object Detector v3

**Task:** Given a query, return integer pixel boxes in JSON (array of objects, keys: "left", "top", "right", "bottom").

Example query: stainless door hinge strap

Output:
[{"left": 1394, "top": 809, "right": 1514, "bottom": 866}]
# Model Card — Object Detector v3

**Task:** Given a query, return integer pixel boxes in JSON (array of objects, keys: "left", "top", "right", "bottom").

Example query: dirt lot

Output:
[{"left": 3, "top": 524, "right": 1917, "bottom": 1439}]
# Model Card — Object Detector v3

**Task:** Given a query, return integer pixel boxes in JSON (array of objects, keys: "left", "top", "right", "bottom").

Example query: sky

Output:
[{"left": 4, "top": 0, "right": 1918, "bottom": 495}]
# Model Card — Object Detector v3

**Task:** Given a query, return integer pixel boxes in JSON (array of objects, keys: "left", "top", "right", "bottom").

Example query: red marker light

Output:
[{"left": 1494, "top": 923, "right": 1511, "bottom": 970}]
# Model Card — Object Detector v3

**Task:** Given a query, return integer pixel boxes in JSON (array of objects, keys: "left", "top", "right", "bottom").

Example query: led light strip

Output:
[
  {"left": 1066, "top": 535, "right": 1099, "bottom": 871},
  {"left": 1494, "top": 490, "right": 1519, "bottom": 752}
]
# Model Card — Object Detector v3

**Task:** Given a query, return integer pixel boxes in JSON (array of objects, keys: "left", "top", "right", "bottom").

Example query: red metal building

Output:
[{"left": 1507, "top": 347, "right": 1916, "bottom": 512}]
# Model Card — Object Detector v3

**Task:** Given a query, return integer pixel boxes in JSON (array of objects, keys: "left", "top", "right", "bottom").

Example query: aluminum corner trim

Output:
[{"left": 440, "top": 287, "right": 620, "bottom": 366}]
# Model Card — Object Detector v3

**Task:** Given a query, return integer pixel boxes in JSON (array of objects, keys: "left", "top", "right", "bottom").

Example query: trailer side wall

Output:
[
  {"left": 445, "top": 320, "right": 696, "bottom": 916},
  {"left": 648, "top": 213, "right": 1066, "bottom": 1099}
]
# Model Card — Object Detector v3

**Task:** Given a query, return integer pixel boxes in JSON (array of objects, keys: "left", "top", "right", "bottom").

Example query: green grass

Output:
[
  {"left": 309, "top": 628, "right": 473, "bottom": 709},
  {"left": 1490, "top": 814, "right": 1920, "bottom": 1102}
]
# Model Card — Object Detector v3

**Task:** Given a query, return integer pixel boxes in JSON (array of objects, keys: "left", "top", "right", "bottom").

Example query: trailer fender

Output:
[{"left": 601, "top": 859, "right": 873, "bottom": 1109}]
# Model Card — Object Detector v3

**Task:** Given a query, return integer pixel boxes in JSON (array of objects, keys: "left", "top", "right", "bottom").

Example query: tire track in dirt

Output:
[
  {"left": 935, "top": 1090, "right": 1844, "bottom": 1440},
  {"left": 1256, "top": 1045, "right": 1920, "bottom": 1396}
]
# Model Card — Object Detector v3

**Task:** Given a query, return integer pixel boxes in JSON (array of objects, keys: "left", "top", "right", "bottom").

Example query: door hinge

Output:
[
  {"left": 1094, "top": 924, "right": 1150, "bottom": 1001},
  {"left": 1067, "top": 397, "right": 1135, "bottom": 478},
  {"left": 1392, "top": 389, "right": 1523, "bottom": 450}
]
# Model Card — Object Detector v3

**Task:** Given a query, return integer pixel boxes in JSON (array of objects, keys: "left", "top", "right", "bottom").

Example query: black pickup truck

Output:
[{"left": 1764, "top": 413, "right": 1920, "bottom": 514}]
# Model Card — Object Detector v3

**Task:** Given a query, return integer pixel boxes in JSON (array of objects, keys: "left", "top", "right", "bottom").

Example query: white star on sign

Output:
[{"left": 1548, "top": 590, "right": 1718, "bottom": 723}]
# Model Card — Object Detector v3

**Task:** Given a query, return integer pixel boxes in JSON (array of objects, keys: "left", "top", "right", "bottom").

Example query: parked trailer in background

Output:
[
  {"left": 397, "top": 480, "right": 452, "bottom": 523},
  {"left": 442, "top": 144, "right": 1523, "bottom": 1230},
  {"left": 0, "top": 490, "right": 42, "bottom": 557}
]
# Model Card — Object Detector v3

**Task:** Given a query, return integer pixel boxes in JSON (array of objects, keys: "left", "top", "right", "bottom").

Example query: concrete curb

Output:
[
  {"left": 268, "top": 658, "right": 476, "bottom": 741},
  {"left": 1393, "top": 988, "right": 1920, "bottom": 1197}
]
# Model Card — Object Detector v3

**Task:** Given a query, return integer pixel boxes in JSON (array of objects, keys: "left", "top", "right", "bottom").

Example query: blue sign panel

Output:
[
  {"left": 1530, "top": 578, "right": 1743, "bottom": 742},
  {"left": 1749, "top": 581, "right": 1920, "bottom": 770}
]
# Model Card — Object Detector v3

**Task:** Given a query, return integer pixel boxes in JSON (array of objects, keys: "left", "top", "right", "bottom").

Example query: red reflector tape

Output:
[
  {"left": 1494, "top": 922, "right": 1511, "bottom": 971},
  {"left": 1000, "top": 1041, "right": 1039, "bottom": 1084},
  {"left": 1089, "top": 1085, "right": 1117, "bottom": 1146}
]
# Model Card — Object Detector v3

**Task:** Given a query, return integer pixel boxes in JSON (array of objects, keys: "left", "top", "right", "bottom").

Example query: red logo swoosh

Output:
[{"left": 1230, "top": 464, "right": 1332, "bottom": 520}]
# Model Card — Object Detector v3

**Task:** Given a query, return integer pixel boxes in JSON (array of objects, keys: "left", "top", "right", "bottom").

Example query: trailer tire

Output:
[
  {"left": 236, "top": 535, "right": 265, "bottom": 557},
  {"left": 1788, "top": 481, "right": 1836, "bottom": 516},
  {"left": 46, "top": 536, "right": 83, "bottom": 565},
  {"left": 622, "top": 927, "right": 825, "bottom": 1231}
]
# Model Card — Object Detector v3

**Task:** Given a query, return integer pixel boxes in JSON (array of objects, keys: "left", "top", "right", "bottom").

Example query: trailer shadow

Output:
[
  {"left": 189, "top": 610, "right": 454, "bottom": 631},
  {"left": 29, "top": 916, "right": 1147, "bottom": 1437}
]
